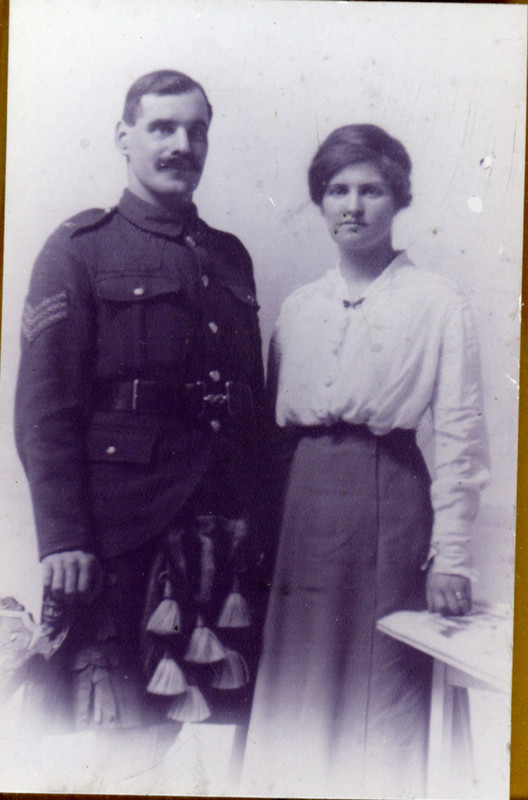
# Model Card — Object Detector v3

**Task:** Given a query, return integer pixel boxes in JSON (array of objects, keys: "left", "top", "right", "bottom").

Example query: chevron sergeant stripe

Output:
[{"left": 22, "top": 291, "right": 69, "bottom": 343}]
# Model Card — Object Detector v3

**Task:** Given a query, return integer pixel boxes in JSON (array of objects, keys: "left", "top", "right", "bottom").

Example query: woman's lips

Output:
[{"left": 338, "top": 221, "right": 367, "bottom": 232}]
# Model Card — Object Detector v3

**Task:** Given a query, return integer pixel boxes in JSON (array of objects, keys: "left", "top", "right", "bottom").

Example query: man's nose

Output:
[{"left": 170, "top": 126, "right": 191, "bottom": 153}]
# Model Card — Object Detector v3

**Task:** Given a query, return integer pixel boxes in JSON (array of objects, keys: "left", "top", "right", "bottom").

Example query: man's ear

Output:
[{"left": 115, "top": 120, "right": 130, "bottom": 156}]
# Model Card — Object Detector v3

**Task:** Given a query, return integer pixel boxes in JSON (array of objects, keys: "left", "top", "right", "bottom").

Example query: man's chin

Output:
[{"left": 157, "top": 174, "right": 199, "bottom": 198}]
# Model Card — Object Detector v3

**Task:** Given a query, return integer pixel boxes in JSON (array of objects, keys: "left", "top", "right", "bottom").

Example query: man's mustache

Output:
[{"left": 156, "top": 155, "right": 200, "bottom": 172}]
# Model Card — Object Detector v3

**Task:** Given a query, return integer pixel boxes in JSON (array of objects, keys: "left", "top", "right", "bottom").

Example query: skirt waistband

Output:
[{"left": 290, "top": 422, "right": 416, "bottom": 449}]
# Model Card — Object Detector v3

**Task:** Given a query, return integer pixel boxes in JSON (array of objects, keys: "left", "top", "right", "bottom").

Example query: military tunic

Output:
[{"left": 15, "top": 189, "right": 264, "bottom": 562}]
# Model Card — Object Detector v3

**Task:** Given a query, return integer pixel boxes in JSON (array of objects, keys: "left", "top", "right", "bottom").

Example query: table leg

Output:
[{"left": 427, "top": 659, "right": 453, "bottom": 797}]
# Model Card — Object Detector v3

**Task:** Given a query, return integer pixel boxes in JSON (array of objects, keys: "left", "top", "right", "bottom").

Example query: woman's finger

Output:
[
  {"left": 443, "top": 589, "right": 461, "bottom": 616},
  {"left": 432, "top": 590, "right": 446, "bottom": 614}
]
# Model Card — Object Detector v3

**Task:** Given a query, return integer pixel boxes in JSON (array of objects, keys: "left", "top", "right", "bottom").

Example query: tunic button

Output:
[
  {"left": 105, "top": 445, "right": 116, "bottom": 455},
  {"left": 210, "top": 419, "right": 221, "bottom": 433},
  {"left": 208, "top": 321, "right": 219, "bottom": 334},
  {"left": 209, "top": 370, "right": 221, "bottom": 382},
  {"left": 202, "top": 274, "right": 210, "bottom": 288},
  {"left": 133, "top": 287, "right": 145, "bottom": 296},
  {"left": 184, "top": 234, "right": 196, "bottom": 248}
]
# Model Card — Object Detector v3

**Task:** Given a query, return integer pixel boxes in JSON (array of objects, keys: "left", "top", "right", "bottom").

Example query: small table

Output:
[{"left": 377, "top": 603, "right": 512, "bottom": 797}]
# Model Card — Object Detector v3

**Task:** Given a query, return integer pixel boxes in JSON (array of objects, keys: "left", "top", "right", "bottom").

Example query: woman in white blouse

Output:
[{"left": 242, "top": 125, "right": 489, "bottom": 798}]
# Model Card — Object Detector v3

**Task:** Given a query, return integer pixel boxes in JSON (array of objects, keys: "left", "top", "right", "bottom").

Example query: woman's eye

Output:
[
  {"left": 327, "top": 185, "right": 347, "bottom": 196},
  {"left": 363, "top": 185, "right": 385, "bottom": 197}
]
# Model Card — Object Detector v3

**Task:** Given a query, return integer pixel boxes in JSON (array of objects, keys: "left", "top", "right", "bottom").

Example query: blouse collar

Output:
[{"left": 330, "top": 250, "right": 413, "bottom": 303}]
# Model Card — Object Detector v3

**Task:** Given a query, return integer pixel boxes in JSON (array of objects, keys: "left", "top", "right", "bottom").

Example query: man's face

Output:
[{"left": 116, "top": 89, "right": 210, "bottom": 207}]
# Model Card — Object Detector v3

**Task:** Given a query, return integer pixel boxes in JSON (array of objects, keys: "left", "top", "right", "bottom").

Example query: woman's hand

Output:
[{"left": 426, "top": 571, "right": 472, "bottom": 616}]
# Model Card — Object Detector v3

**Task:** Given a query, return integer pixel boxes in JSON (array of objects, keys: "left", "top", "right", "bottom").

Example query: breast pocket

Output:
[{"left": 94, "top": 274, "right": 194, "bottom": 373}]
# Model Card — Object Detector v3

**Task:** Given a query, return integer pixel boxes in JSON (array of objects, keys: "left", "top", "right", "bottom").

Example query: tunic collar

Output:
[{"left": 117, "top": 189, "right": 202, "bottom": 240}]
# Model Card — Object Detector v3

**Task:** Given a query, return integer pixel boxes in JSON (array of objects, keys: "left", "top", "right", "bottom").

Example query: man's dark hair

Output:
[
  {"left": 308, "top": 124, "right": 412, "bottom": 211},
  {"left": 122, "top": 70, "right": 213, "bottom": 125}
]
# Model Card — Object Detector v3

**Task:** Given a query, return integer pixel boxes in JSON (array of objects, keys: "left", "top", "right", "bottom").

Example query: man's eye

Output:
[
  {"left": 151, "top": 122, "right": 174, "bottom": 134},
  {"left": 189, "top": 126, "right": 207, "bottom": 142}
]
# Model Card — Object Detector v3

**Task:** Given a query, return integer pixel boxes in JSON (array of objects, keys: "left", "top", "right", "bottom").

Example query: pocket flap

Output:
[
  {"left": 87, "top": 424, "right": 158, "bottom": 464},
  {"left": 222, "top": 283, "right": 260, "bottom": 308},
  {"left": 95, "top": 275, "right": 182, "bottom": 303}
]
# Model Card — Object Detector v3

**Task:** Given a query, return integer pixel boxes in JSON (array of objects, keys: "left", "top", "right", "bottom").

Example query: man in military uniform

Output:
[{"left": 14, "top": 70, "right": 265, "bottom": 732}]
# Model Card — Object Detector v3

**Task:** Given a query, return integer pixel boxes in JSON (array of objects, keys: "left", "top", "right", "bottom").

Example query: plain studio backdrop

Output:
[{"left": 0, "top": 0, "right": 525, "bottom": 796}]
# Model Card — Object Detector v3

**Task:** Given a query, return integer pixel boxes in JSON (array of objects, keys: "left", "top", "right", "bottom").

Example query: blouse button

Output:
[
  {"left": 210, "top": 419, "right": 221, "bottom": 433},
  {"left": 208, "top": 321, "right": 219, "bottom": 334},
  {"left": 202, "top": 274, "right": 210, "bottom": 288},
  {"left": 133, "top": 287, "right": 145, "bottom": 296},
  {"left": 105, "top": 445, "right": 117, "bottom": 455},
  {"left": 209, "top": 370, "right": 221, "bottom": 382}
]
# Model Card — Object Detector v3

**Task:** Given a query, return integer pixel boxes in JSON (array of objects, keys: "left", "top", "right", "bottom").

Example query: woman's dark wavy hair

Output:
[
  {"left": 122, "top": 70, "right": 213, "bottom": 125},
  {"left": 308, "top": 124, "right": 412, "bottom": 211}
]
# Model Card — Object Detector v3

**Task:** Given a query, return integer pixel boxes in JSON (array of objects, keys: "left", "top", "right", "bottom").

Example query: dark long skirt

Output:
[{"left": 241, "top": 425, "right": 433, "bottom": 799}]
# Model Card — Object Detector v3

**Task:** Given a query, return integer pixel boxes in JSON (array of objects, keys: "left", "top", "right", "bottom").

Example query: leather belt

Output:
[{"left": 94, "top": 379, "right": 254, "bottom": 423}]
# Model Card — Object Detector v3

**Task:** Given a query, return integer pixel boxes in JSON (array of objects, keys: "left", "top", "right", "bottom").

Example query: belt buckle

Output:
[{"left": 226, "top": 381, "right": 254, "bottom": 420}]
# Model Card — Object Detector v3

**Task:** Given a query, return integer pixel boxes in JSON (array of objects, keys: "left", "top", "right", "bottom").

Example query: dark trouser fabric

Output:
[{"left": 241, "top": 425, "right": 433, "bottom": 799}]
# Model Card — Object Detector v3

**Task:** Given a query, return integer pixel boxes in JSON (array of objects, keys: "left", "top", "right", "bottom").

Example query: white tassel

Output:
[
  {"left": 146, "top": 598, "right": 181, "bottom": 635},
  {"left": 216, "top": 591, "right": 251, "bottom": 628},
  {"left": 184, "top": 615, "right": 227, "bottom": 663},
  {"left": 147, "top": 655, "right": 188, "bottom": 696},
  {"left": 211, "top": 649, "right": 250, "bottom": 690},
  {"left": 167, "top": 685, "right": 212, "bottom": 723}
]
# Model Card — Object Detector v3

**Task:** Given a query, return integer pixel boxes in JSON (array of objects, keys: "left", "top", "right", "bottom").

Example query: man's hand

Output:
[
  {"left": 426, "top": 571, "right": 472, "bottom": 616},
  {"left": 41, "top": 550, "right": 103, "bottom": 602}
]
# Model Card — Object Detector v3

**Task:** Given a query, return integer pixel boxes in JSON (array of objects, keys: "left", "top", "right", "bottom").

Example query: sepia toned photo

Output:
[{"left": 0, "top": 1, "right": 525, "bottom": 798}]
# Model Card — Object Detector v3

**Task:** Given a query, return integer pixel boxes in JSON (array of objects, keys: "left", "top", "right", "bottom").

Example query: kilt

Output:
[
  {"left": 241, "top": 424, "right": 433, "bottom": 799},
  {"left": 23, "top": 515, "right": 259, "bottom": 735}
]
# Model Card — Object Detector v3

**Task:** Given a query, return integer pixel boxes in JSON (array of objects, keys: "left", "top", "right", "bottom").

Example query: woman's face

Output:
[{"left": 321, "top": 161, "right": 396, "bottom": 254}]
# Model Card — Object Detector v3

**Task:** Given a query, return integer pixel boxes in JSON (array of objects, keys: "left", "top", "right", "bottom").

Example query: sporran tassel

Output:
[
  {"left": 146, "top": 598, "right": 181, "bottom": 635},
  {"left": 216, "top": 591, "right": 251, "bottom": 628},
  {"left": 147, "top": 654, "right": 188, "bottom": 696},
  {"left": 167, "top": 685, "right": 212, "bottom": 723},
  {"left": 211, "top": 649, "right": 250, "bottom": 690},
  {"left": 184, "top": 614, "right": 227, "bottom": 663}
]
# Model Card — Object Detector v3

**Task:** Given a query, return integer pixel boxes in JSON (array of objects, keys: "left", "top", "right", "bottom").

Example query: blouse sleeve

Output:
[{"left": 428, "top": 294, "right": 490, "bottom": 577}]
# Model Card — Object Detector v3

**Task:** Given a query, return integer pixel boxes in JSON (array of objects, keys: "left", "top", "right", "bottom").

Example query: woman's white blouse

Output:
[{"left": 273, "top": 251, "right": 489, "bottom": 577}]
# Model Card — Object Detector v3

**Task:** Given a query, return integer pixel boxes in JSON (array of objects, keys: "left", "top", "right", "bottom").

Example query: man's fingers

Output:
[
  {"left": 41, "top": 550, "right": 102, "bottom": 601},
  {"left": 76, "top": 557, "right": 91, "bottom": 594},
  {"left": 64, "top": 558, "right": 80, "bottom": 595},
  {"left": 77, "top": 554, "right": 101, "bottom": 595},
  {"left": 50, "top": 559, "right": 66, "bottom": 592},
  {"left": 42, "top": 558, "right": 54, "bottom": 588}
]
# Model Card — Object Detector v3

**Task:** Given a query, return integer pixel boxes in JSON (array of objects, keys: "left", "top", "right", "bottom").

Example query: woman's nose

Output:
[{"left": 345, "top": 189, "right": 363, "bottom": 215}]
